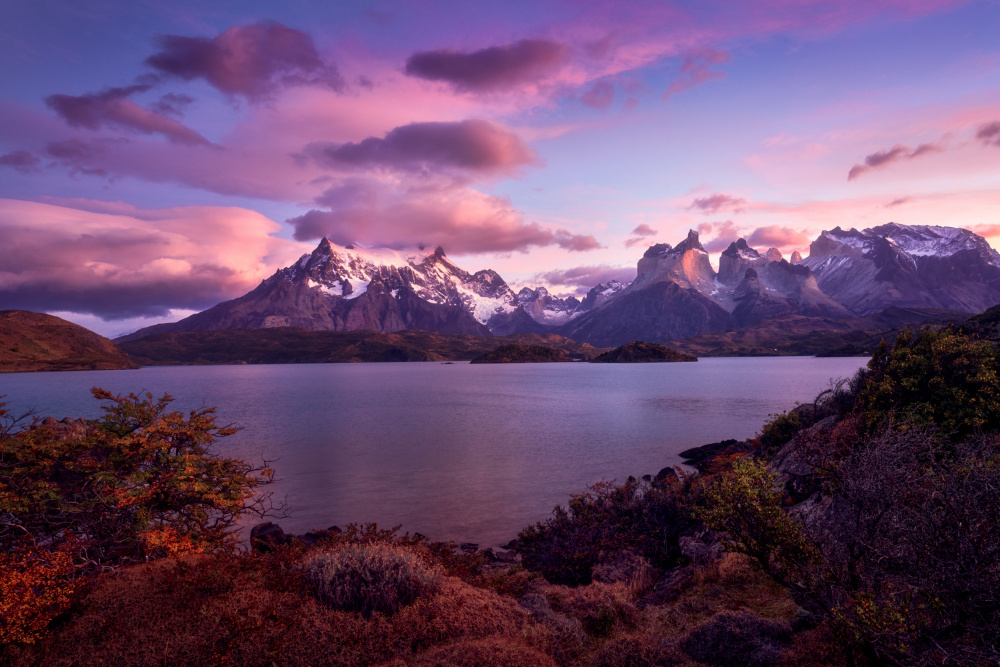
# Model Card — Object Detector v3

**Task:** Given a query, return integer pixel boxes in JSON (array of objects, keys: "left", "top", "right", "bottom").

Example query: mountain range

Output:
[{"left": 120, "top": 223, "right": 1000, "bottom": 348}]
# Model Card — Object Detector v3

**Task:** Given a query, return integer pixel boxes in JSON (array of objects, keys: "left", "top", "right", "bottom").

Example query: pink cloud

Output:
[
  {"left": 581, "top": 80, "right": 615, "bottom": 109},
  {"left": 663, "top": 48, "right": 730, "bottom": 98},
  {"left": 45, "top": 86, "right": 210, "bottom": 145},
  {"left": 288, "top": 178, "right": 598, "bottom": 254},
  {"left": 0, "top": 198, "right": 303, "bottom": 318},
  {"left": 689, "top": 193, "right": 746, "bottom": 214},
  {"left": 404, "top": 39, "right": 570, "bottom": 92},
  {"left": 145, "top": 21, "right": 343, "bottom": 100},
  {"left": 697, "top": 220, "right": 742, "bottom": 252},
  {"left": 747, "top": 225, "right": 811, "bottom": 248},
  {"left": 631, "top": 223, "right": 657, "bottom": 236}
]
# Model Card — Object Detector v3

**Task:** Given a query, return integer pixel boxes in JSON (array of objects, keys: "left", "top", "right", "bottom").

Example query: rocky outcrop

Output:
[
  {"left": 590, "top": 341, "right": 696, "bottom": 363},
  {"left": 800, "top": 223, "right": 1000, "bottom": 315}
]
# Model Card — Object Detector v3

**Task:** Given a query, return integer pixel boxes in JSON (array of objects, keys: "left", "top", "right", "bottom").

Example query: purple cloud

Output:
[
  {"left": 151, "top": 92, "right": 194, "bottom": 117},
  {"left": 404, "top": 39, "right": 570, "bottom": 92},
  {"left": 535, "top": 264, "right": 635, "bottom": 295},
  {"left": 663, "top": 49, "right": 729, "bottom": 98},
  {"left": 631, "top": 223, "right": 657, "bottom": 236},
  {"left": 689, "top": 193, "right": 746, "bottom": 214},
  {"left": 886, "top": 196, "right": 913, "bottom": 208},
  {"left": 145, "top": 21, "right": 343, "bottom": 100},
  {"left": 45, "top": 86, "right": 209, "bottom": 145},
  {"left": 287, "top": 177, "right": 598, "bottom": 254},
  {"left": 581, "top": 81, "right": 615, "bottom": 110},
  {"left": 305, "top": 119, "right": 539, "bottom": 177},
  {"left": 46, "top": 139, "right": 111, "bottom": 177},
  {"left": 848, "top": 142, "right": 942, "bottom": 180},
  {"left": 977, "top": 121, "right": 1000, "bottom": 146},
  {"left": 0, "top": 150, "right": 41, "bottom": 174}
]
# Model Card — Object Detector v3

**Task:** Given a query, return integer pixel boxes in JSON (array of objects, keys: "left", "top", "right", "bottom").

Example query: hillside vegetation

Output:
[
  {"left": 120, "top": 328, "right": 604, "bottom": 365},
  {"left": 0, "top": 311, "right": 137, "bottom": 373},
  {"left": 2, "top": 326, "right": 998, "bottom": 665},
  {"left": 590, "top": 341, "right": 697, "bottom": 363},
  {"left": 470, "top": 344, "right": 575, "bottom": 363}
]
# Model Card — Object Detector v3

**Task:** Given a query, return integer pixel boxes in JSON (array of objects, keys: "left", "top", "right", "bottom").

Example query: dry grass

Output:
[
  {"left": 304, "top": 542, "right": 442, "bottom": 616},
  {"left": 2, "top": 549, "right": 536, "bottom": 667},
  {"left": 2, "top": 544, "right": 816, "bottom": 667}
]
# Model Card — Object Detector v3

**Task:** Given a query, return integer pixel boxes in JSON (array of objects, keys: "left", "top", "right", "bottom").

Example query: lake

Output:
[{"left": 0, "top": 357, "right": 867, "bottom": 547}]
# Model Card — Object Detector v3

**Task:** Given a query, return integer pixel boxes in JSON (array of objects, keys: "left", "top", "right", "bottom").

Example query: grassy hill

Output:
[{"left": 0, "top": 311, "right": 138, "bottom": 373}]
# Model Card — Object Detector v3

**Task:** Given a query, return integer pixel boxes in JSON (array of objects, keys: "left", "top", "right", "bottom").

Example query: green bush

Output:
[
  {"left": 696, "top": 457, "right": 815, "bottom": 581},
  {"left": 758, "top": 410, "right": 801, "bottom": 454},
  {"left": 855, "top": 327, "right": 1000, "bottom": 438},
  {"left": 304, "top": 542, "right": 442, "bottom": 616}
]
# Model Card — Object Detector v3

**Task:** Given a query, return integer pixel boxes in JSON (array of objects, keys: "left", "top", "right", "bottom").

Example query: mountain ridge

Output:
[{"left": 119, "top": 223, "right": 1000, "bottom": 349}]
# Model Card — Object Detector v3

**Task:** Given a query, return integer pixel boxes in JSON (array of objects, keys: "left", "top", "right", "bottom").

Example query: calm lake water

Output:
[{"left": 1, "top": 358, "right": 867, "bottom": 547}]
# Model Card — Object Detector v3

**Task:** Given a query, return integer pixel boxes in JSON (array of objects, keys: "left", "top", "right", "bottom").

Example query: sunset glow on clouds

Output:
[{"left": 1, "top": 0, "right": 999, "bottom": 334}]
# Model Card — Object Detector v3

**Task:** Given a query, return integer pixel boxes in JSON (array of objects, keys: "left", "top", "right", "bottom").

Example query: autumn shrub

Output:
[
  {"left": 0, "top": 389, "right": 277, "bottom": 570},
  {"left": 304, "top": 542, "right": 443, "bottom": 616},
  {"left": 0, "top": 540, "right": 79, "bottom": 646},
  {"left": 513, "top": 476, "right": 696, "bottom": 586}
]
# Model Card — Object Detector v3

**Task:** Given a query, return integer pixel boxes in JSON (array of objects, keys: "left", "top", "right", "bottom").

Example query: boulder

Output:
[{"left": 250, "top": 522, "right": 288, "bottom": 553}]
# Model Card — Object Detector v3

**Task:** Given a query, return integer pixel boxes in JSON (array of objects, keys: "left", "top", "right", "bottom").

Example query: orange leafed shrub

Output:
[{"left": 0, "top": 541, "right": 79, "bottom": 645}]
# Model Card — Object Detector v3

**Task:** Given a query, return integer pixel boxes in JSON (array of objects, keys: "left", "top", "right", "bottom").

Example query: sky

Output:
[{"left": 1, "top": 0, "right": 999, "bottom": 336}]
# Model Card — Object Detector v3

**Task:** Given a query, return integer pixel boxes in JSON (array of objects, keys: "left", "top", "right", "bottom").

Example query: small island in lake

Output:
[
  {"left": 590, "top": 340, "right": 697, "bottom": 363},
  {"left": 469, "top": 344, "right": 574, "bottom": 364}
]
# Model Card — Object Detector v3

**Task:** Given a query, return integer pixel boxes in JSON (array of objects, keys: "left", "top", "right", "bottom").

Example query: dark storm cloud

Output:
[
  {"left": 45, "top": 85, "right": 209, "bottom": 145},
  {"left": 305, "top": 119, "right": 539, "bottom": 176},
  {"left": 145, "top": 21, "right": 343, "bottom": 100},
  {"left": 404, "top": 39, "right": 570, "bottom": 92}
]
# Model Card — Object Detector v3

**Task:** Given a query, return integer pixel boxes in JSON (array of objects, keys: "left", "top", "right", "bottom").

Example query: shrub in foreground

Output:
[
  {"left": 514, "top": 476, "right": 695, "bottom": 586},
  {"left": 0, "top": 389, "right": 277, "bottom": 569},
  {"left": 680, "top": 610, "right": 790, "bottom": 667},
  {"left": 304, "top": 542, "right": 442, "bottom": 616}
]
